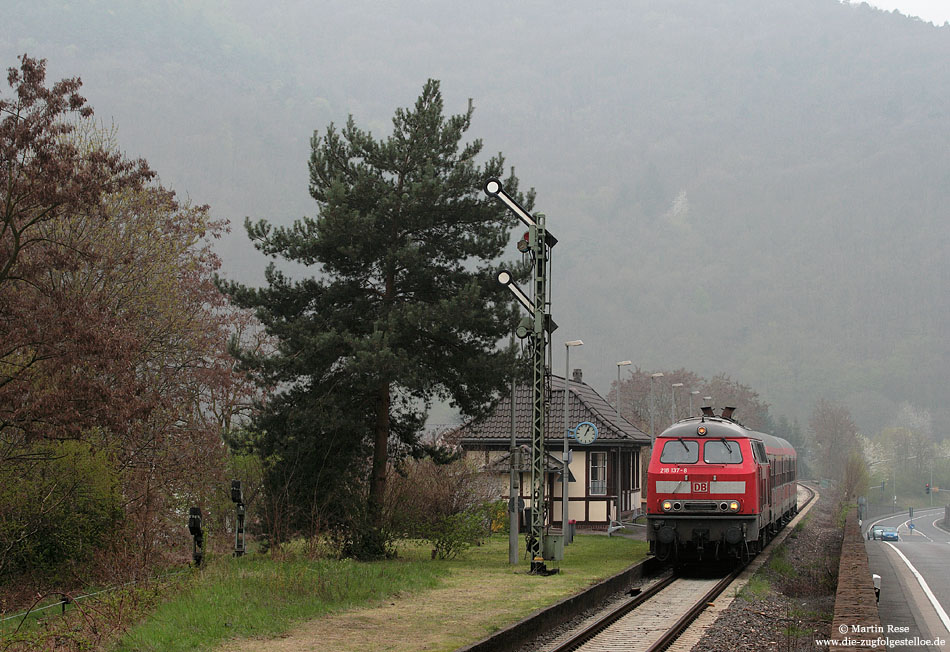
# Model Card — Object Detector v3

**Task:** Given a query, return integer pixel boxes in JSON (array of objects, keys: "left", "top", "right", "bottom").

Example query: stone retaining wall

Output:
[{"left": 830, "top": 510, "right": 881, "bottom": 651}]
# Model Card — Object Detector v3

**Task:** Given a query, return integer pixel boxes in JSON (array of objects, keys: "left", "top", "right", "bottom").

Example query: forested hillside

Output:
[{"left": 4, "top": 0, "right": 949, "bottom": 432}]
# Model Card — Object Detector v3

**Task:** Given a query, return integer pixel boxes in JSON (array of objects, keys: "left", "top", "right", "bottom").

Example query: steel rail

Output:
[
  {"left": 546, "top": 573, "right": 677, "bottom": 652},
  {"left": 645, "top": 567, "right": 742, "bottom": 651}
]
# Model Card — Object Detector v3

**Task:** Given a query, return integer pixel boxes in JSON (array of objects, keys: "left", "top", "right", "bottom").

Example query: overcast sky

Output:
[{"left": 865, "top": 0, "right": 950, "bottom": 24}]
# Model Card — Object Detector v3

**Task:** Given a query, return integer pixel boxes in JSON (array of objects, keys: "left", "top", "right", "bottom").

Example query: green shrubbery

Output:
[
  {"left": 0, "top": 438, "right": 122, "bottom": 581},
  {"left": 425, "top": 509, "right": 484, "bottom": 559},
  {"left": 386, "top": 459, "right": 500, "bottom": 559}
]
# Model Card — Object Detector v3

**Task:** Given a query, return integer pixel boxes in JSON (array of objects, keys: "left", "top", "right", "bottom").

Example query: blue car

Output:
[{"left": 880, "top": 527, "right": 899, "bottom": 541}]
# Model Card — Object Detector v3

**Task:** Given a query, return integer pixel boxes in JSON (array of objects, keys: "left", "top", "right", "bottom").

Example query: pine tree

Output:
[{"left": 221, "top": 80, "right": 532, "bottom": 556}]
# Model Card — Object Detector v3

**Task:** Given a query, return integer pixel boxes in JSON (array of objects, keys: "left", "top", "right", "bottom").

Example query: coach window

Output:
[
  {"left": 704, "top": 440, "right": 743, "bottom": 464},
  {"left": 589, "top": 452, "right": 607, "bottom": 495},
  {"left": 659, "top": 440, "right": 699, "bottom": 464}
]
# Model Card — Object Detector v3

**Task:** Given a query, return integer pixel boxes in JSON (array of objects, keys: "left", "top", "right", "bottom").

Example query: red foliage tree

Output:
[
  {"left": 0, "top": 56, "right": 264, "bottom": 580},
  {"left": 1, "top": 55, "right": 151, "bottom": 454},
  {"left": 613, "top": 368, "right": 770, "bottom": 435},
  {"left": 0, "top": 54, "right": 151, "bottom": 285}
]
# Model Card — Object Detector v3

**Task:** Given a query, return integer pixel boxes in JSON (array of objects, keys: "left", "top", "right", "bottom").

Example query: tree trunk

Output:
[{"left": 369, "top": 381, "right": 390, "bottom": 529}]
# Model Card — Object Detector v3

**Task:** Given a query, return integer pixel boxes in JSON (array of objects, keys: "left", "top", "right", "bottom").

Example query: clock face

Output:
[{"left": 574, "top": 422, "right": 598, "bottom": 445}]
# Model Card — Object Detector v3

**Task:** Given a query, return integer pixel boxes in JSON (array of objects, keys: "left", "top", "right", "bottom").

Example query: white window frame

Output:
[{"left": 589, "top": 451, "right": 607, "bottom": 496}]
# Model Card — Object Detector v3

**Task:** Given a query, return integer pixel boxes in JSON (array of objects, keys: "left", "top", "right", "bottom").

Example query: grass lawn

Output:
[{"left": 114, "top": 534, "right": 646, "bottom": 652}]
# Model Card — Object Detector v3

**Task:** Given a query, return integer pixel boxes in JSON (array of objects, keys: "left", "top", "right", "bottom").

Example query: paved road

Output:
[{"left": 865, "top": 509, "right": 950, "bottom": 652}]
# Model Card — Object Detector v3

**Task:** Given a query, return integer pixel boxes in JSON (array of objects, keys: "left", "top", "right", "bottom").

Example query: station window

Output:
[{"left": 589, "top": 452, "right": 607, "bottom": 495}]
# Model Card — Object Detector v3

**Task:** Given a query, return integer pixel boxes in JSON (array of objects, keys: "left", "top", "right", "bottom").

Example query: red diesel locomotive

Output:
[{"left": 646, "top": 408, "right": 797, "bottom": 561}]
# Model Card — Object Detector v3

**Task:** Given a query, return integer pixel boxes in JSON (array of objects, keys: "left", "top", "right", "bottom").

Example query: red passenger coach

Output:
[{"left": 646, "top": 408, "right": 797, "bottom": 561}]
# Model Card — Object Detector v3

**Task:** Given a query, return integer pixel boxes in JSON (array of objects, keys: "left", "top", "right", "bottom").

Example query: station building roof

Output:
[{"left": 452, "top": 370, "right": 651, "bottom": 447}]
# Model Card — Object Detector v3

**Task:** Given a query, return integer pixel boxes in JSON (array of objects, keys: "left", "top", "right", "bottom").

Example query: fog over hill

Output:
[{"left": 5, "top": 0, "right": 950, "bottom": 434}]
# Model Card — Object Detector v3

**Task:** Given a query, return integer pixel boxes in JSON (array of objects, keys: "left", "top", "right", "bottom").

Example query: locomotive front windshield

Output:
[
  {"left": 703, "top": 439, "right": 743, "bottom": 464},
  {"left": 658, "top": 439, "right": 743, "bottom": 464},
  {"left": 659, "top": 439, "right": 699, "bottom": 463}
]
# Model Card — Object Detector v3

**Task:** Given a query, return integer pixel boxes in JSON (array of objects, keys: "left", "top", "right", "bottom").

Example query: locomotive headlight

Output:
[
  {"left": 729, "top": 501, "right": 740, "bottom": 512},
  {"left": 662, "top": 500, "right": 673, "bottom": 512}
]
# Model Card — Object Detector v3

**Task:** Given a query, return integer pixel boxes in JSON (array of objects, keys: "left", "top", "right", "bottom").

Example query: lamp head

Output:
[
  {"left": 231, "top": 479, "right": 243, "bottom": 504},
  {"left": 188, "top": 507, "right": 203, "bottom": 537}
]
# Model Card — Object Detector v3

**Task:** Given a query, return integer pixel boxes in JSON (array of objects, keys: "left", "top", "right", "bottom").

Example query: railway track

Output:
[
  {"left": 543, "top": 570, "right": 740, "bottom": 652},
  {"left": 535, "top": 482, "right": 817, "bottom": 652}
]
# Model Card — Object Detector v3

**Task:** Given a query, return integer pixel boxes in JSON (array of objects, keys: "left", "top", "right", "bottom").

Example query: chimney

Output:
[{"left": 572, "top": 368, "right": 583, "bottom": 383}]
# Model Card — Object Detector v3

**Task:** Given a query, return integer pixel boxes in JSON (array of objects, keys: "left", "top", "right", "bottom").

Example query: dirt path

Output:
[{"left": 216, "top": 567, "right": 567, "bottom": 652}]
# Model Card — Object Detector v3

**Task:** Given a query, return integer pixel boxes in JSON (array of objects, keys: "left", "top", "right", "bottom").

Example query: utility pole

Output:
[
  {"left": 650, "top": 372, "right": 664, "bottom": 442},
  {"left": 487, "top": 178, "right": 558, "bottom": 574},
  {"left": 563, "top": 340, "right": 583, "bottom": 545},
  {"left": 508, "top": 334, "right": 520, "bottom": 565}
]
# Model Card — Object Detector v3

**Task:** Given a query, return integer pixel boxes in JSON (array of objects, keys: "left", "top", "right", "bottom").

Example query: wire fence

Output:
[{"left": 0, "top": 566, "right": 192, "bottom": 631}]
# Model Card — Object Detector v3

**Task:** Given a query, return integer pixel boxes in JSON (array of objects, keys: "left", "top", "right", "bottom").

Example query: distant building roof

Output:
[{"left": 453, "top": 372, "right": 650, "bottom": 446}]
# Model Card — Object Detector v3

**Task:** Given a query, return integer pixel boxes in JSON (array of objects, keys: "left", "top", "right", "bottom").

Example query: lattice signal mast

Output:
[{"left": 486, "top": 178, "right": 557, "bottom": 574}]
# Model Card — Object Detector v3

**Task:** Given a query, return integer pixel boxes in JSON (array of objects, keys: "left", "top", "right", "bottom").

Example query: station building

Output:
[{"left": 451, "top": 369, "right": 651, "bottom": 530}]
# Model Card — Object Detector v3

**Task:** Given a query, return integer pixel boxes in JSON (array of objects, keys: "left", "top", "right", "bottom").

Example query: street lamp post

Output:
[
  {"left": 689, "top": 390, "right": 699, "bottom": 416},
  {"left": 869, "top": 458, "right": 899, "bottom": 510},
  {"left": 563, "top": 340, "right": 583, "bottom": 545},
  {"left": 671, "top": 382, "right": 684, "bottom": 422},
  {"left": 615, "top": 360, "right": 632, "bottom": 526},
  {"left": 616, "top": 360, "right": 632, "bottom": 418},
  {"left": 649, "top": 372, "right": 664, "bottom": 441}
]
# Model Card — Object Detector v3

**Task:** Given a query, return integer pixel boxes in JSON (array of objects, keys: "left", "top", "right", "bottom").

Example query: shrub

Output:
[
  {"left": 483, "top": 500, "right": 508, "bottom": 535},
  {"left": 0, "top": 439, "right": 123, "bottom": 581},
  {"left": 426, "top": 509, "right": 485, "bottom": 559},
  {"left": 385, "top": 458, "right": 502, "bottom": 559}
]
